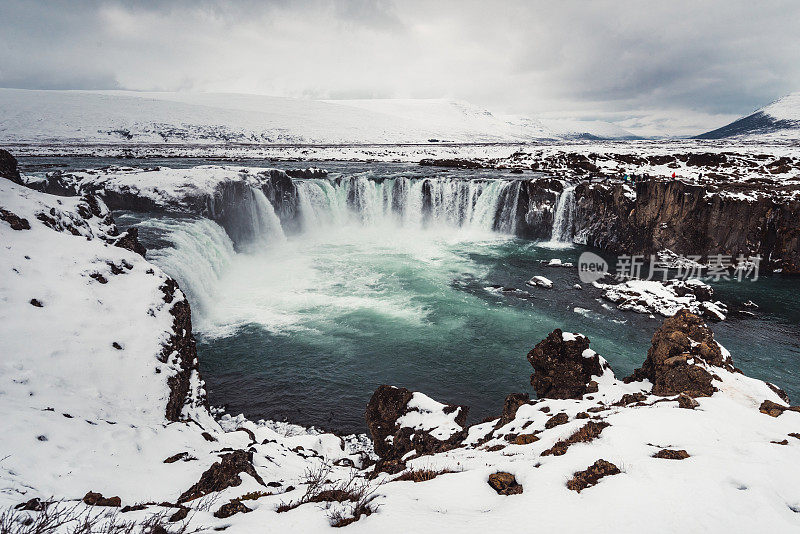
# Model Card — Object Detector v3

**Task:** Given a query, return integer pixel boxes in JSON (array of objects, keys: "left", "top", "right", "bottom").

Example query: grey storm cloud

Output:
[{"left": 1, "top": 0, "right": 799, "bottom": 135}]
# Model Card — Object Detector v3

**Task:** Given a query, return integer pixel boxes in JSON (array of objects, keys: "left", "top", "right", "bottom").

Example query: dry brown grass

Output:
[{"left": 394, "top": 468, "right": 453, "bottom": 483}]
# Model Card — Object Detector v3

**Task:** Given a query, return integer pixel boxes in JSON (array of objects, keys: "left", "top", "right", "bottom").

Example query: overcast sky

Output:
[{"left": 1, "top": 0, "right": 798, "bottom": 136}]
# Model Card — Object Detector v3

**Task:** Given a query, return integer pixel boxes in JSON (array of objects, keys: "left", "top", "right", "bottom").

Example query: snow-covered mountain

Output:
[
  {"left": 0, "top": 89, "right": 559, "bottom": 145},
  {"left": 0, "top": 89, "right": 636, "bottom": 145},
  {"left": 538, "top": 118, "right": 639, "bottom": 140},
  {"left": 696, "top": 92, "right": 800, "bottom": 140}
]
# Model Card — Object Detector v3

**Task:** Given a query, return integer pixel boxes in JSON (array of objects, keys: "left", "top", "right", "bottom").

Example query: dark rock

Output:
[
  {"left": 653, "top": 449, "right": 690, "bottom": 460},
  {"left": 82, "top": 491, "right": 121, "bottom": 507},
  {"left": 487, "top": 472, "right": 523, "bottom": 495},
  {"left": 365, "top": 385, "right": 469, "bottom": 464},
  {"left": 760, "top": 400, "right": 800, "bottom": 417},
  {"left": 178, "top": 450, "right": 266, "bottom": 503},
  {"left": 767, "top": 383, "right": 791, "bottom": 404},
  {"left": 169, "top": 507, "right": 189, "bottom": 522},
  {"left": 677, "top": 393, "right": 699, "bottom": 409},
  {"left": 513, "top": 434, "right": 540, "bottom": 445},
  {"left": 0, "top": 208, "right": 31, "bottom": 230},
  {"left": 160, "top": 279, "right": 207, "bottom": 422},
  {"left": 214, "top": 500, "right": 252, "bottom": 519},
  {"left": 15, "top": 498, "right": 48, "bottom": 511},
  {"left": 120, "top": 504, "right": 147, "bottom": 513},
  {"left": 626, "top": 310, "right": 730, "bottom": 397},
  {"left": 29, "top": 299, "right": 43, "bottom": 307},
  {"left": 542, "top": 420, "right": 609, "bottom": 456},
  {"left": 201, "top": 432, "right": 216, "bottom": 442},
  {"left": 113, "top": 227, "right": 147, "bottom": 257},
  {"left": 614, "top": 392, "right": 647, "bottom": 406},
  {"left": 0, "top": 149, "right": 22, "bottom": 185},
  {"left": 566, "top": 459, "right": 620, "bottom": 492},
  {"left": 164, "top": 452, "right": 194, "bottom": 463},
  {"left": 544, "top": 412, "right": 569, "bottom": 429},
  {"left": 527, "top": 330, "right": 607, "bottom": 399},
  {"left": 498, "top": 393, "right": 529, "bottom": 426}
]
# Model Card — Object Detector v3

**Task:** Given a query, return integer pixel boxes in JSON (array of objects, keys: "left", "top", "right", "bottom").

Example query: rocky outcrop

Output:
[
  {"left": 178, "top": 450, "right": 266, "bottom": 503},
  {"left": 626, "top": 309, "right": 733, "bottom": 397},
  {"left": 0, "top": 149, "right": 22, "bottom": 185},
  {"left": 365, "top": 386, "right": 469, "bottom": 467},
  {"left": 574, "top": 179, "right": 800, "bottom": 274},
  {"left": 527, "top": 330, "right": 608, "bottom": 399},
  {"left": 159, "top": 278, "right": 206, "bottom": 422}
]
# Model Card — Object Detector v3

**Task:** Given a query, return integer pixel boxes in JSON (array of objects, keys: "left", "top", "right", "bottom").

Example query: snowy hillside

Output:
[
  {"left": 697, "top": 92, "right": 800, "bottom": 140},
  {"left": 538, "top": 118, "right": 639, "bottom": 140},
  {"left": 0, "top": 89, "right": 647, "bottom": 146},
  {"left": 0, "top": 89, "right": 562, "bottom": 145}
]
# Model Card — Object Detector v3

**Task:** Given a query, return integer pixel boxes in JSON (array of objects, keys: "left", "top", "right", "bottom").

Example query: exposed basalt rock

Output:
[
  {"left": 498, "top": 393, "right": 530, "bottom": 426},
  {"left": 544, "top": 412, "right": 569, "bottom": 428},
  {"left": 527, "top": 330, "right": 607, "bottom": 399},
  {"left": 566, "top": 459, "right": 620, "bottom": 492},
  {"left": 214, "top": 500, "right": 252, "bottom": 519},
  {"left": 759, "top": 400, "right": 800, "bottom": 417},
  {"left": 653, "top": 449, "right": 690, "bottom": 460},
  {"left": 112, "top": 227, "right": 147, "bottom": 257},
  {"left": 15, "top": 498, "right": 49, "bottom": 511},
  {"left": 160, "top": 278, "right": 206, "bottom": 422},
  {"left": 0, "top": 149, "right": 22, "bottom": 185},
  {"left": 542, "top": 420, "right": 610, "bottom": 457},
  {"left": 178, "top": 450, "right": 266, "bottom": 503},
  {"left": 487, "top": 472, "right": 523, "bottom": 495},
  {"left": 83, "top": 491, "right": 122, "bottom": 507},
  {"left": 365, "top": 385, "right": 469, "bottom": 465},
  {"left": 0, "top": 208, "right": 31, "bottom": 230},
  {"left": 626, "top": 310, "right": 732, "bottom": 397},
  {"left": 573, "top": 178, "right": 800, "bottom": 274}
]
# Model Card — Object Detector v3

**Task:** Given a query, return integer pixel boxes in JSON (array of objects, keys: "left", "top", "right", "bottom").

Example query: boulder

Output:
[
  {"left": 487, "top": 472, "right": 523, "bottom": 495},
  {"left": 626, "top": 309, "right": 732, "bottom": 397},
  {"left": 527, "top": 330, "right": 608, "bottom": 399},
  {"left": 178, "top": 450, "right": 265, "bottom": 503},
  {"left": 82, "top": 492, "right": 121, "bottom": 507},
  {"left": 365, "top": 386, "right": 469, "bottom": 464},
  {"left": 214, "top": 500, "right": 252, "bottom": 519}
]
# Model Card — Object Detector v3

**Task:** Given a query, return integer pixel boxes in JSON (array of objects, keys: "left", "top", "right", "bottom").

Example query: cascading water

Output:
[
  {"left": 216, "top": 185, "right": 286, "bottom": 252},
  {"left": 126, "top": 215, "right": 236, "bottom": 316},
  {"left": 294, "top": 175, "right": 520, "bottom": 234},
  {"left": 551, "top": 185, "right": 576, "bottom": 242}
]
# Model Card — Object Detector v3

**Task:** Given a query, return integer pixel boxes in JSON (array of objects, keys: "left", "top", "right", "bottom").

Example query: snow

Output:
[
  {"left": 395, "top": 392, "right": 465, "bottom": 441},
  {"left": 0, "top": 90, "right": 564, "bottom": 145},
  {"left": 596, "top": 278, "right": 728, "bottom": 320},
  {"left": 539, "top": 118, "right": 637, "bottom": 139},
  {"left": 527, "top": 275, "right": 554, "bottom": 288}
]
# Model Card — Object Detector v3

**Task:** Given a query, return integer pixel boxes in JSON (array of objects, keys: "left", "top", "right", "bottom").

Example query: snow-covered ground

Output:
[{"left": 2, "top": 175, "right": 800, "bottom": 532}]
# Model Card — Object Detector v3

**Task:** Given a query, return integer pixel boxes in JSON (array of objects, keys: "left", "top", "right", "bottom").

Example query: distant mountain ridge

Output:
[
  {"left": 0, "top": 89, "right": 636, "bottom": 145},
  {"left": 696, "top": 92, "right": 800, "bottom": 140}
]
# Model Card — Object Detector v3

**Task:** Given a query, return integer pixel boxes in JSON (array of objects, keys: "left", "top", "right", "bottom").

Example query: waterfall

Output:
[
  {"left": 249, "top": 187, "right": 287, "bottom": 250},
  {"left": 551, "top": 185, "right": 576, "bottom": 242},
  {"left": 138, "top": 217, "right": 236, "bottom": 316},
  {"left": 293, "top": 175, "right": 521, "bottom": 234},
  {"left": 221, "top": 186, "right": 286, "bottom": 251}
]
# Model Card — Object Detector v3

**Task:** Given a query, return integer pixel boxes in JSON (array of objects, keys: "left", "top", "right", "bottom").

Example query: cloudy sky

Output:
[{"left": 1, "top": 0, "right": 798, "bottom": 136}]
